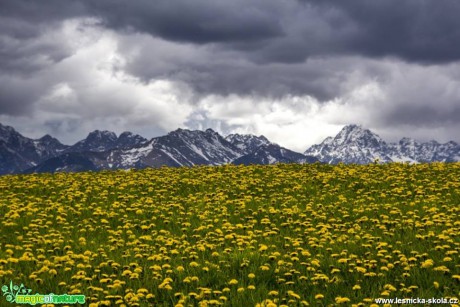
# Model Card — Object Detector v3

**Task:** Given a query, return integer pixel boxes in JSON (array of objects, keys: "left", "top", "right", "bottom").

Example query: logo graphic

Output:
[{"left": 2, "top": 281, "right": 85, "bottom": 305}]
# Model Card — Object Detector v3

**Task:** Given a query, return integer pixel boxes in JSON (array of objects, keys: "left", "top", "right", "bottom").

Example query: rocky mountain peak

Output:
[
  {"left": 117, "top": 131, "right": 148, "bottom": 148},
  {"left": 39, "top": 134, "right": 54, "bottom": 141},
  {"left": 0, "top": 123, "right": 20, "bottom": 142},
  {"left": 69, "top": 130, "right": 119, "bottom": 152},
  {"left": 87, "top": 130, "right": 117, "bottom": 141},
  {"left": 306, "top": 124, "right": 459, "bottom": 164},
  {"left": 333, "top": 124, "right": 385, "bottom": 147},
  {"left": 225, "top": 133, "right": 271, "bottom": 155},
  {"left": 38, "top": 134, "right": 64, "bottom": 145}
]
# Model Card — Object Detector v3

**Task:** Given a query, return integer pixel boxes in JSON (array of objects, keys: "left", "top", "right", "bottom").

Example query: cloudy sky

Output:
[{"left": 1, "top": 0, "right": 459, "bottom": 152}]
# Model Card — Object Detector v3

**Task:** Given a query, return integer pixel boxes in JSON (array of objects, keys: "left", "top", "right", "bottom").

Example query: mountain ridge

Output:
[
  {"left": 0, "top": 122, "right": 458, "bottom": 174},
  {"left": 305, "top": 124, "right": 460, "bottom": 164}
]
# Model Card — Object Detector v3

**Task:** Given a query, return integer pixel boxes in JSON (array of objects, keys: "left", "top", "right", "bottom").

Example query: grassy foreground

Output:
[{"left": 0, "top": 163, "right": 459, "bottom": 306}]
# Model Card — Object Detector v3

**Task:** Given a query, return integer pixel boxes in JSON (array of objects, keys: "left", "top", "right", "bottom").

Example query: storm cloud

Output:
[
  {"left": 0, "top": 0, "right": 459, "bottom": 150},
  {"left": 80, "top": 0, "right": 460, "bottom": 64}
]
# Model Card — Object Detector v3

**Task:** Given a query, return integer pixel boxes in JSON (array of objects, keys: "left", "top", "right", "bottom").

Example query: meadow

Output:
[{"left": 0, "top": 163, "right": 459, "bottom": 306}]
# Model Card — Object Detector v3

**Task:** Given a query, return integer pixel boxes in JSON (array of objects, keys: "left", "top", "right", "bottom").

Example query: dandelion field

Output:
[{"left": 1, "top": 163, "right": 460, "bottom": 306}]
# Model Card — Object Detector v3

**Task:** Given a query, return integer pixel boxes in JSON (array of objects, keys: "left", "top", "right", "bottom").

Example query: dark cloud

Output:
[
  {"left": 0, "top": 1, "right": 85, "bottom": 76},
  {"left": 43, "top": 118, "right": 83, "bottom": 137},
  {"left": 115, "top": 35, "right": 388, "bottom": 101},
  {"left": 0, "top": 75, "right": 46, "bottom": 115},
  {"left": 314, "top": 0, "right": 460, "bottom": 63},
  {"left": 0, "top": 1, "right": 85, "bottom": 24},
  {"left": 84, "top": 0, "right": 284, "bottom": 44},
  {"left": 0, "top": 33, "right": 71, "bottom": 75},
  {"left": 79, "top": 0, "right": 460, "bottom": 64},
  {"left": 171, "top": 62, "right": 348, "bottom": 101},
  {"left": 379, "top": 61, "right": 460, "bottom": 127},
  {"left": 2, "top": 0, "right": 460, "bottom": 69},
  {"left": 382, "top": 104, "right": 460, "bottom": 127}
]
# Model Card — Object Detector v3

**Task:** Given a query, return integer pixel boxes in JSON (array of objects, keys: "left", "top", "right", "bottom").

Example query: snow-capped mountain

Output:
[
  {"left": 2, "top": 122, "right": 459, "bottom": 174},
  {"left": 226, "top": 134, "right": 318, "bottom": 165},
  {"left": 387, "top": 138, "right": 460, "bottom": 163},
  {"left": 0, "top": 123, "right": 68, "bottom": 174},
  {"left": 23, "top": 127, "right": 318, "bottom": 173},
  {"left": 151, "top": 128, "right": 242, "bottom": 166},
  {"left": 305, "top": 124, "right": 460, "bottom": 164},
  {"left": 104, "top": 129, "right": 317, "bottom": 170},
  {"left": 233, "top": 143, "right": 317, "bottom": 165},
  {"left": 305, "top": 124, "right": 392, "bottom": 164},
  {"left": 117, "top": 131, "right": 148, "bottom": 149},
  {"left": 67, "top": 130, "right": 118, "bottom": 152},
  {"left": 225, "top": 133, "right": 271, "bottom": 155},
  {"left": 35, "top": 134, "right": 68, "bottom": 155},
  {"left": 102, "top": 128, "right": 243, "bottom": 169},
  {"left": 0, "top": 125, "right": 147, "bottom": 174},
  {"left": 67, "top": 130, "right": 146, "bottom": 152}
]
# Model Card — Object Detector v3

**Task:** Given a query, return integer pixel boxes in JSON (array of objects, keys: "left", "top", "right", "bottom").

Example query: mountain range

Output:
[
  {"left": 305, "top": 124, "right": 460, "bottom": 164},
  {"left": 0, "top": 123, "right": 458, "bottom": 174}
]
